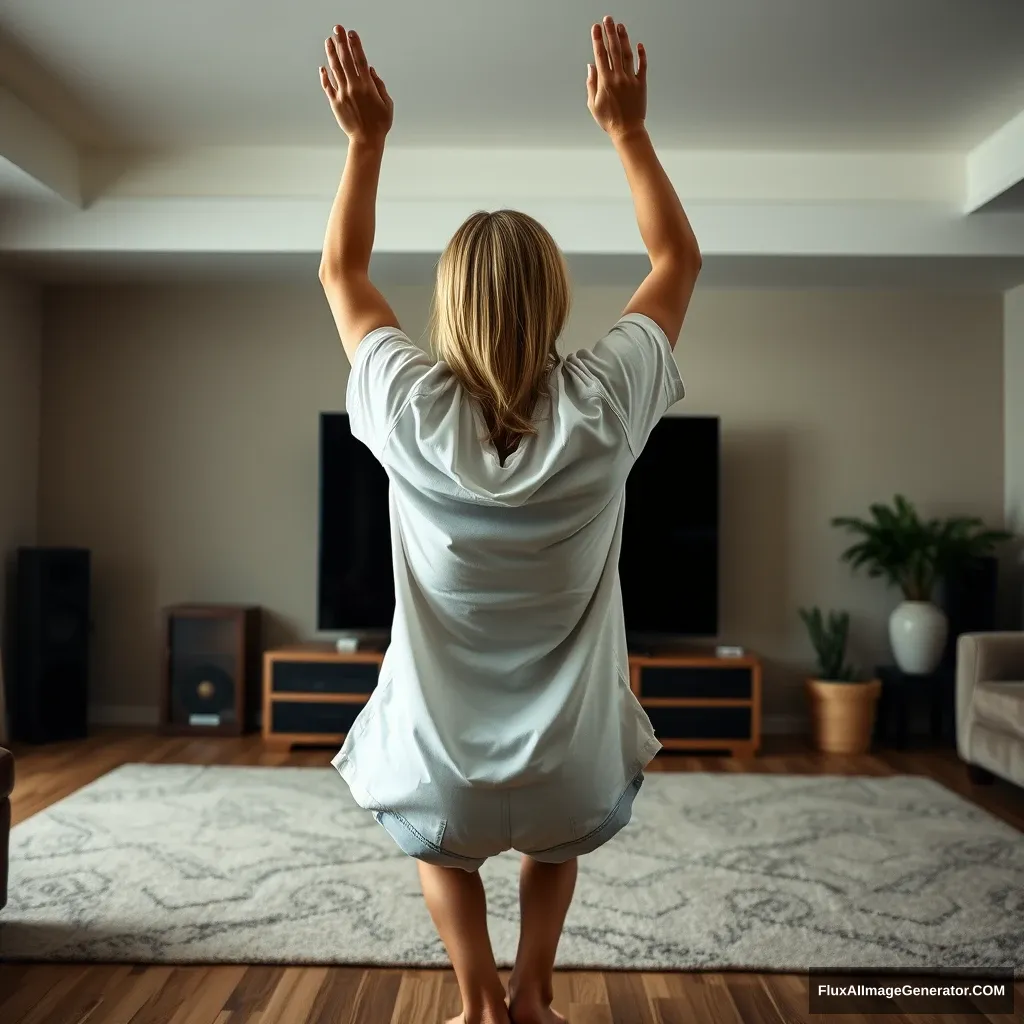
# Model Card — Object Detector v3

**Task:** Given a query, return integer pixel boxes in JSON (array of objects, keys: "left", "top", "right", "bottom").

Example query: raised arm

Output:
[
  {"left": 588, "top": 17, "right": 701, "bottom": 347},
  {"left": 318, "top": 25, "right": 400, "bottom": 364}
]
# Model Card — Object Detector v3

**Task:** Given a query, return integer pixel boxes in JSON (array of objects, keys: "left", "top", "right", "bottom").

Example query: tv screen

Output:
[
  {"left": 318, "top": 413, "right": 719, "bottom": 637},
  {"left": 619, "top": 416, "right": 719, "bottom": 637},
  {"left": 318, "top": 414, "right": 395, "bottom": 631}
]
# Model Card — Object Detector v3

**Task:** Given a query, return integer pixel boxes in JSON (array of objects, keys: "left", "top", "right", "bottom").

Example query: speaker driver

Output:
[{"left": 177, "top": 665, "right": 236, "bottom": 726}]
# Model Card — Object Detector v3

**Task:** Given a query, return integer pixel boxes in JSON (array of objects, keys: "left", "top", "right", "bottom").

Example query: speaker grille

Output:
[{"left": 12, "top": 547, "right": 90, "bottom": 744}]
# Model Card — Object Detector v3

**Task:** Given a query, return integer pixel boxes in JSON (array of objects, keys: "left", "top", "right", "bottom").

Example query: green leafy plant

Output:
[
  {"left": 831, "top": 494, "right": 1011, "bottom": 602},
  {"left": 799, "top": 607, "right": 860, "bottom": 682}
]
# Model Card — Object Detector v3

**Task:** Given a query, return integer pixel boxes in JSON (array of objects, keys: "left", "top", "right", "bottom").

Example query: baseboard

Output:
[
  {"left": 762, "top": 713, "right": 807, "bottom": 735},
  {"left": 89, "top": 704, "right": 161, "bottom": 727}
]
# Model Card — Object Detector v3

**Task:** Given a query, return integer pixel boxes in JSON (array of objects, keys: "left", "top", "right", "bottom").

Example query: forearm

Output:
[
  {"left": 320, "top": 139, "right": 385, "bottom": 277},
  {"left": 613, "top": 128, "right": 700, "bottom": 267}
]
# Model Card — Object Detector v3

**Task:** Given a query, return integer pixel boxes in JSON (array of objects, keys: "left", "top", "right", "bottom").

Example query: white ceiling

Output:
[{"left": 2, "top": 0, "right": 1024, "bottom": 150}]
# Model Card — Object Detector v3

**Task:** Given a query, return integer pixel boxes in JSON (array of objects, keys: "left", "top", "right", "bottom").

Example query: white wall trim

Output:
[
  {"left": 6, "top": 197, "right": 1024, "bottom": 264},
  {"left": 84, "top": 146, "right": 962, "bottom": 205},
  {"left": 966, "top": 107, "right": 1024, "bottom": 213}
]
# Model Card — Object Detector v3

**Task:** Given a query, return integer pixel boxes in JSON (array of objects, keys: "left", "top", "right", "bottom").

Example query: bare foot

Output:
[
  {"left": 507, "top": 999, "right": 566, "bottom": 1024},
  {"left": 446, "top": 1007, "right": 511, "bottom": 1024}
]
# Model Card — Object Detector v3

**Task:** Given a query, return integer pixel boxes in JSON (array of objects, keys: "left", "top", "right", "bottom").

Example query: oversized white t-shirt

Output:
[{"left": 332, "top": 314, "right": 686, "bottom": 824}]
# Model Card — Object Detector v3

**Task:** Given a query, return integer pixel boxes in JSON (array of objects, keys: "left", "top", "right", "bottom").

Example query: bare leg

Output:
[
  {"left": 507, "top": 856, "right": 578, "bottom": 1024},
  {"left": 417, "top": 861, "right": 510, "bottom": 1024}
]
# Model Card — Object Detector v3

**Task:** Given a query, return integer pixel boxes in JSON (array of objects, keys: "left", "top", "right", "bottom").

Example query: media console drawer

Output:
[
  {"left": 271, "top": 659, "right": 378, "bottom": 695},
  {"left": 641, "top": 665, "right": 753, "bottom": 699},
  {"left": 263, "top": 644, "right": 384, "bottom": 750},
  {"left": 271, "top": 700, "right": 363, "bottom": 736},
  {"left": 630, "top": 652, "right": 762, "bottom": 757}
]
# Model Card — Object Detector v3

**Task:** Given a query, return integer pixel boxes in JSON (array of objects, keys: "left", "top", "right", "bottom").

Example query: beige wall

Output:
[
  {"left": 39, "top": 282, "right": 1005, "bottom": 723},
  {"left": 0, "top": 275, "right": 41, "bottom": 730}
]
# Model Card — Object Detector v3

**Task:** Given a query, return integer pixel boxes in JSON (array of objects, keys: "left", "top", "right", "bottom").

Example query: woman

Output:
[{"left": 318, "top": 16, "right": 701, "bottom": 1024}]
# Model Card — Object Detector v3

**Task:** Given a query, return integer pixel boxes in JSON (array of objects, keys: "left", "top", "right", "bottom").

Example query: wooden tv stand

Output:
[{"left": 263, "top": 643, "right": 761, "bottom": 757}]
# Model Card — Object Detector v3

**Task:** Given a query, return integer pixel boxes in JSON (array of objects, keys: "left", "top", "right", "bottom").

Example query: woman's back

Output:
[{"left": 336, "top": 311, "right": 683, "bottom": 804}]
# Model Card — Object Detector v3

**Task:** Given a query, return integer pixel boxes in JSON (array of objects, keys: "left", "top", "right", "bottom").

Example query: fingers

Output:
[
  {"left": 347, "top": 29, "right": 369, "bottom": 76},
  {"left": 637, "top": 41, "right": 647, "bottom": 82},
  {"left": 591, "top": 22, "right": 610, "bottom": 74},
  {"left": 602, "top": 15, "right": 623, "bottom": 72},
  {"left": 616, "top": 22, "right": 635, "bottom": 75},
  {"left": 332, "top": 24, "right": 358, "bottom": 80},
  {"left": 325, "top": 35, "right": 346, "bottom": 90},
  {"left": 319, "top": 65, "right": 337, "bottom": 100},
  {"left": 370, "top": 66, "right": 391, "bottom": 106},
  {"left": 586, "top": 63, "right": 596, "bottom": 104}
]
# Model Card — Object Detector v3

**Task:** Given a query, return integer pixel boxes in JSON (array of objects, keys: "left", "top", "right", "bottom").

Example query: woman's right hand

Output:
[{"left": 587, "top": 16, "right": 647, "bottom": 141}]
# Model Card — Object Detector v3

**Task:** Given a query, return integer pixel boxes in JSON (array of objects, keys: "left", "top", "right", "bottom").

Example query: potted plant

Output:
[
  {"left": 831, "top": 495, "right": 1010, "bottom": 675},
  {"left": 800, "top": 607, "right": 880, "bottom": 753}
]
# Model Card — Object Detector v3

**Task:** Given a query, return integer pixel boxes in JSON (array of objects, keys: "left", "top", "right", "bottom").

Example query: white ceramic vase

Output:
[{"left": 888, "top": 600, "right": 948, "bottom": 675}]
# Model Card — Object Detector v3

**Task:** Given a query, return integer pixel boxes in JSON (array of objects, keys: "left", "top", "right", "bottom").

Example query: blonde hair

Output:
[{"left": 428, "top": 210, "right": 570, "bottom": 460}]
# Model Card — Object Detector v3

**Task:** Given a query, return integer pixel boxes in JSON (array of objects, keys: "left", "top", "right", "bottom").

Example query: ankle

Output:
[
  {"left": 463, "top": 990, "right": 510, "bottom": 1024},
  {"left": 463, "top": 1001, "right": 510, "bottom": 1024},
  {"left": 507, "top": 979, "right": 553, "bottom": 1009}
]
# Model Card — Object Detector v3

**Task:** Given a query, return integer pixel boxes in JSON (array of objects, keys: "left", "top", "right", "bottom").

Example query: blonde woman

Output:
[{"left": 318, "top": 15, "right": 701, "bottom": 1024}]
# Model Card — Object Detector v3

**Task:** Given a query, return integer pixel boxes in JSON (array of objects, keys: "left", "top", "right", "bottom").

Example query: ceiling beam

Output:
[
  {"left": 0, "top": 86, "right": 81, "bottom": 206},
  {"left": 965, "top": 107, "right": 1024, "bottom": 213},
  {"left": 3, "top": 196, "right": 1024, "bottom": 262}
]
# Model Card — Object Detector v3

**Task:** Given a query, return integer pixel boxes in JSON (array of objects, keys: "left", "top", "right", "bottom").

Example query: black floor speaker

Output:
[
  {"left": 939, "top": 555, "right": 999, "bottom": 667},
  {"left": 10, "top": 547, "right": 91, "bottom": 744}
]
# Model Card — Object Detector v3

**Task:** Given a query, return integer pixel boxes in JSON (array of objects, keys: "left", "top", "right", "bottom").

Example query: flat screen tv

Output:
[{"left": 318, "top": 413, "right": 719, "bottom": 637}]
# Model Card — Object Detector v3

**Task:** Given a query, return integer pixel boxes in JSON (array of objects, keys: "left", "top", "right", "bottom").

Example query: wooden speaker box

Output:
[{"left": 161, "top": 605, "right": 262, "bottom": 736}]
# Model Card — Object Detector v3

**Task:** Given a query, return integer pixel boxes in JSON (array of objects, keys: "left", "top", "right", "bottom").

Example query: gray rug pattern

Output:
[{"left": 1, "top": 764, "right": 1022, "bottom": 971}]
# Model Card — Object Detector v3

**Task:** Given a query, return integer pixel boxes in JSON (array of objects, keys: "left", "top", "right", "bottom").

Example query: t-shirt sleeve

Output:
[
  {"left": 345, "top": 326, "right": 434, "bottom": 460},
  {"left": 577, "top": 313, "right": 686, "bottom": 456}
]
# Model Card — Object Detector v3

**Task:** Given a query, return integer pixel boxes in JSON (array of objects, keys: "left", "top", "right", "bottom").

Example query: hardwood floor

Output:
[{"left": 2, "top": 730, "right": 1022, "bottom": 1023}]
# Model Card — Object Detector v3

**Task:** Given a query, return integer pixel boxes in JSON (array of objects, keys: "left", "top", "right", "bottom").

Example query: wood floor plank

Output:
[
  {"left": 721, "top": 975, "right": 785, "bottom": 1024},
  {"left": 5, "top": 965, "right": 88, "bottom": 1024},
  {"left": 660, "top": 974, "right": 743, "bottom": 1024},
  {"left": 604, "top": 972, "right": 656, "bottom": 1024},
  {"left": 45, "top": 965, "right": 127, "bottom": 1024},
  {"left": 168, "top": 966, "right": 247, "bottom": 1024},
  {"left": 86, "top": 965, "right": 175, "bottom": 1024},
  {"left": 568, "top": 973, "right": 609, "bottom": 1004},
  {"left": 551, "top": 972, "right": 574, "bottom": 1018},
  {"left": 568, "top": 1004, "right": 613, "bottom": 1024},
  {"left": 343, "top": 969, "right": 403, "bottom": 1024},
  {"left": 305, "top": 967, "right": 367, "bottom": 1024},
  {"left": 640, "top": 973, "right": 672, "bottom": 1000},
  {"left": 222, "top": 966, "right": 285, "bottom": 1015},
  {"left": 390, "top": 970, "right": 445, "bottom": 1024},
  {"left": 259, "top": 967, "right": 328, "bottom": 1024},
  {"left": 129, "top": 967, "right": 213, "bottom": 1024}
]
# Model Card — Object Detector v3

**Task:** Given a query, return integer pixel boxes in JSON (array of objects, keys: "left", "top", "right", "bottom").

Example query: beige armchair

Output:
[{"left": 956, "top": 632, "right": 1024, "bottom": 787}]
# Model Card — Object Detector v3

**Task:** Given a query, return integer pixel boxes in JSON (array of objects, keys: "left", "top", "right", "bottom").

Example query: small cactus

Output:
[{"left": 799, "top": 607, "right": 859, "bottom": 682}]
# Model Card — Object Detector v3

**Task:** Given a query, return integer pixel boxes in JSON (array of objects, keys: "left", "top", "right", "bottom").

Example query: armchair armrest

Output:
[{"left": 956, "top": 632, "right": 1024, "bottom": 761}]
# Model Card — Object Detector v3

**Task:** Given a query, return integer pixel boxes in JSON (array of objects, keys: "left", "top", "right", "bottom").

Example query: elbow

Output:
[{"left": 652, "top": 244, "right": 702, "bottom": 278}]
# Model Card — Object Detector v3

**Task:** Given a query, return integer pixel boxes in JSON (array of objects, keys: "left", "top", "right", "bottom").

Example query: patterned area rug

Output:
[{"left": 2, "top": 764, "right": 1022, "bottom": 971}]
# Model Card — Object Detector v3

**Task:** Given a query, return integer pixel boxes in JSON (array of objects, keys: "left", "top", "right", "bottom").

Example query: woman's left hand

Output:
[{"left": 320, "top": 26, "right": 393, "bottom": 147}]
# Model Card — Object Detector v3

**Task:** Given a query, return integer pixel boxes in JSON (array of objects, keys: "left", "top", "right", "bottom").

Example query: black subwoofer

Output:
[{"left": 10, "top": 547, "right": 91, "bottom": 744}]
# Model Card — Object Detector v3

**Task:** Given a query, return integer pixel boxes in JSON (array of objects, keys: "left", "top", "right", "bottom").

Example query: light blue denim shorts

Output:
[{"left": 373, "top": 770, "right": 644, "bottom": 872}]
